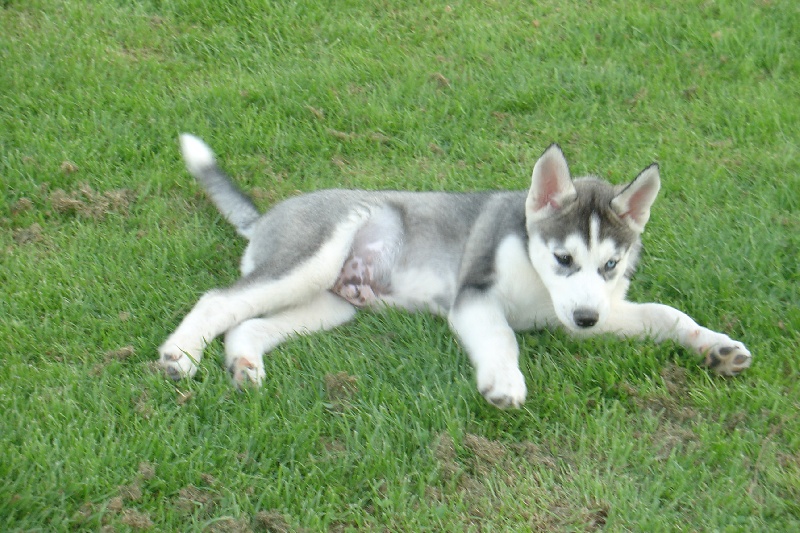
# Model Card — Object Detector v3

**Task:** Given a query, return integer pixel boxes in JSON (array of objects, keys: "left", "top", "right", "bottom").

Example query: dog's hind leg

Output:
[
  {"left": 223, "top": 291, "right": 357, "bottom": 387},
  {"left": 159, "top": 210, "right": 369, "bottom": 380},
  {"left": 598, "top": 301, "right": 752, "bottom": 376},
  {"left": 160, "top": 277, "right": 332, "bottom": 380}
]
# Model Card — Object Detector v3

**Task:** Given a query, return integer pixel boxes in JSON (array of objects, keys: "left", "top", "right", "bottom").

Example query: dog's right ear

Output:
[{"left": 526, "top": 144, "right": 577, "bottom": 222}]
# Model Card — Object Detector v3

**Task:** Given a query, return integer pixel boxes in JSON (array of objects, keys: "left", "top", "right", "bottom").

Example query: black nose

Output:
[{"left": 573, "top": 308, "right": 599, "bottom": 328}]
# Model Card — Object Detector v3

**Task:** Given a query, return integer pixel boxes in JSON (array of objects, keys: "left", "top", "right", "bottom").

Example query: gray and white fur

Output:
[{"left": 160, "top": 135, "right": 752, "bottom": 408}]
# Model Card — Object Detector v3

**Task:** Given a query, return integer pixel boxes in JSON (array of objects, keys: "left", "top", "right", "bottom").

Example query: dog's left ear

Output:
[{"left": 611, "top": 164, "right": 661, "bottom": 232}]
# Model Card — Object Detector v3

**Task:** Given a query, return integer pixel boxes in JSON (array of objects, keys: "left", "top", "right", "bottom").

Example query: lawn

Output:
[{"left": 1, "top": 0, "right": 799, "bottom": 530}]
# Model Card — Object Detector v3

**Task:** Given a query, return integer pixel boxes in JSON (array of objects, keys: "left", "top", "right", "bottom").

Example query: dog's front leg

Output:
[
  {"left": 449, "top": 292, "right": 527, "bottom": 408},
  {"left": 599, "top": 301, "right": 752, "bottom": 375}
]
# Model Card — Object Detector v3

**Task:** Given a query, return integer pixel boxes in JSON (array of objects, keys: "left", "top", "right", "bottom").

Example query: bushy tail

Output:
[{"left": 179, "top": 134, "right": 260, "bottom": 239}]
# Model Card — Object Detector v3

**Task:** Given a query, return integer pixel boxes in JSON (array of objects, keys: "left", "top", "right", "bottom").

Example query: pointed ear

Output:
[
  {"left": 526, "top": 144, "right": 577, "bottom": 221},
  {"left": 611, "top": 164, "right": 661, "bottom": 232}
]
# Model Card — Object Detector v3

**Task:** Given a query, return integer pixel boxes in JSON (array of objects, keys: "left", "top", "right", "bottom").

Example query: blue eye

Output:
[{"left": 605, "top": 259, "right": 618, "bottom": 271}]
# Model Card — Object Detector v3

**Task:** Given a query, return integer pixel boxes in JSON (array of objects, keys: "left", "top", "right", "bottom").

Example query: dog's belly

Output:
[
  {"left": 332, "top": 258, "right": 454, "bottom": 315},
  {"left": 330, "top": 204, "right": 402, "bottom": 307},
  {"left": 377, "top": 267, "right": 455, "bottom": 315},
  {"left": 330, "top": 203, "right": 457, "bottom": 314}
]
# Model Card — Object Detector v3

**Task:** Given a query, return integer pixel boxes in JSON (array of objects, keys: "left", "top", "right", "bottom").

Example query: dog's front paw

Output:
[
  {"left": 703, "top": 342, "right": 752, "bottom": 376},
  {"left": 159, "top": 342, "right": 201, "bottom": 380},
  {"left": 477, "top": 366, "right": 527, "bottom": 409},
  {"left": 228, "top": 356, "right": 265, "bottom": 389}
]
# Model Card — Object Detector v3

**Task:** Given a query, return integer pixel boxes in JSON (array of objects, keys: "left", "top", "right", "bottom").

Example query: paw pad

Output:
[
  {"left": 158, "top": 344, "right": 200, "bottom": 380},
  {"left": 704, "top": 343, "right": 752, "bottom": 376},
  {"left": 228, "top": 357, "right": 265, "bottom": 389}
]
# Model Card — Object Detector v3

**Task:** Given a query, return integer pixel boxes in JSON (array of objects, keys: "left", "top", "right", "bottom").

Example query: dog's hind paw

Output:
[
  {"left": 478, "top": 366, "right": 527, "bottom": 409},
  {"left": 228, "top": 356, "right": 266, "bottom": 389},
  {"left": 159, "top": 343, "right": 200, "bottom": 380},
  {"left": 703, "top": 342, "right": 752, "bottom": 376}
]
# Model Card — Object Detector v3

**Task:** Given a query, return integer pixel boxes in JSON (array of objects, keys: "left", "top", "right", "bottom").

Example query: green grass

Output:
[{"left": 1, "top": 0, "right": 799, "bottom": 530}]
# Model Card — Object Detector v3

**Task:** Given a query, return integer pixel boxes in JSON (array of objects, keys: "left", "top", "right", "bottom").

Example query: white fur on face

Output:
[{"left": 528, "top": 215, "right": 630, "bottom": 331}]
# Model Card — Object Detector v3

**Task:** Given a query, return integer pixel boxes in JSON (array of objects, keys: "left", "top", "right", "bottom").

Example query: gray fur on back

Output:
[{"left": 241, "top": 189, "right": 535, "bottom": 314}]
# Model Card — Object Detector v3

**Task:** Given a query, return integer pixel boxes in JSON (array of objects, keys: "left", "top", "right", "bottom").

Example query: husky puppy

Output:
[{"left": 160, "top": 135, "right": 751, "bottom": 408}]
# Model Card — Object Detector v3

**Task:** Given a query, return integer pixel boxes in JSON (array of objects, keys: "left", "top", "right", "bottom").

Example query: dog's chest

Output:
[{"left": 492, "top": 235, "right": 558, "bottom": 331}]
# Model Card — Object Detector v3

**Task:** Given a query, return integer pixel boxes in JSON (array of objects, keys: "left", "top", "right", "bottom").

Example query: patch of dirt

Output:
[
  {"left": 175, "top": 485, "right": 218, "bottom": 516},
  {"left": 49, "top": 183, "right": 133, "bottom": 219},
  {"left": 138, "top": 461, "right": 156, "bottom": 480},
  {"left": 545, "top": 502, "right": 609, "bottom": 532},
  {"left": 77, "top": 460, "right": 160, "bottom": 528},
  {"left": 320, "top": 438, "right": 347, "bottom": 458},
  {"left": 463, "top": 433, "right": 507, "bottom": 465},
  {"left": 660, "top": 363, "right": 689, "bottom": 394},
  {"left": 107, "top": 496, "right": 124, "bottom": 513},
  {"left": 120, "top": 508, "right": 153, "bottom": 529},
  {"left": 60, "top": 160, "right": 79, "bottom": 173},
  {"left": 305, "top": 105, "right": 325, "bottom": 121},
  {"left": 254, "top": 510, "right": 291, "bottom": 532},
  {"left": 76, "top": 499, "right": 149, "bottom": 530},
  {"left": 428, "top": 142, "right": 445, "bottom": 155},
  {"left": 118, "top": 481, "right": 143, "bottom": 502},
  {"left": 132, "top": 391, "right": 153, "bottom": 420},
  {"left": 90, "top": 345, "right": 136, "bottom": 376},
  {"left": 640, "top": 395, "right": 698, "bottom": 424},
  {"left": 12, "top": 222, "right": 43, "bottom": 244},
  {"left": 207, "top": 516, "right": 254, "bottom": 533},
  {"left": 432, "top": 432, "right": 460, "bottom": 483},
  {"left": 328, "top": 521, "right": 359, "bottom": 533},
  {"left": 430, "top": 72, "right": 451, "bottom": 88},
  {"left": 176, "top": 389, "right": 194, "bottom": 405},
  {"left": 723, "top": 411, "right": 748, "bottom": 433},
  {"left": 247, "top": 186, "right": 277, "bottom": 205},
  {"left": 368, "top": 131, "right": 392, "bottom": 144},
  {"left": 328, "top": 129, "right": 357, "bottom": 141},
  {"left": 11, "top": 197, "right": 33, "bottom": 214},
  {"left": 651, "top": 420, "right": 701, "bottom": 462},
  {"left": 436, "top": 432, "right": 559, "bottom": 480},
  {"left": 72, "top": 501, "right": 96, "bottom": 525},
  {"left": 619, "top": 373, "right": 699, "bottom": 424},
  {"left": 777, "top": 450, "right": 800, "bottom": 471},
  {"left": 91, "top": 484, "right": 154, "bottom": 530},
  {"left": 104, "top": 345, "right": 135, "bottom": 362},
  {"left": 510, "top": 441, "right": 559, "bottom": 470},
  {"left": 330, "top": 155, "right": 348, "bottom": 170},
  {"left": 430, "top": 432, "right": 604, "bottom": 530},
  {"left": 324, "top": 371, "right": 358, "bottom": 408}
]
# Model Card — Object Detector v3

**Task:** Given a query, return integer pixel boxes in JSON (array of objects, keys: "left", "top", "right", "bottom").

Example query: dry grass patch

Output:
[
  {"left": 432, "top": 431, "right": 605, "bottom": 530},
  {"left": 12, "top": 223, "right": 44, "bottom": 244},
  {"left": 49, "top": 183, "right": 133, "bottom": 219},
  {"left": 324, "top": 371, "right": 358, "bottom": 410}
]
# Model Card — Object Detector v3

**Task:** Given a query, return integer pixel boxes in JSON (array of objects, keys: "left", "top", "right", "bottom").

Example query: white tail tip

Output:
[{"left": 179, "top": 133, "right": 215, "bottom": 175}]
